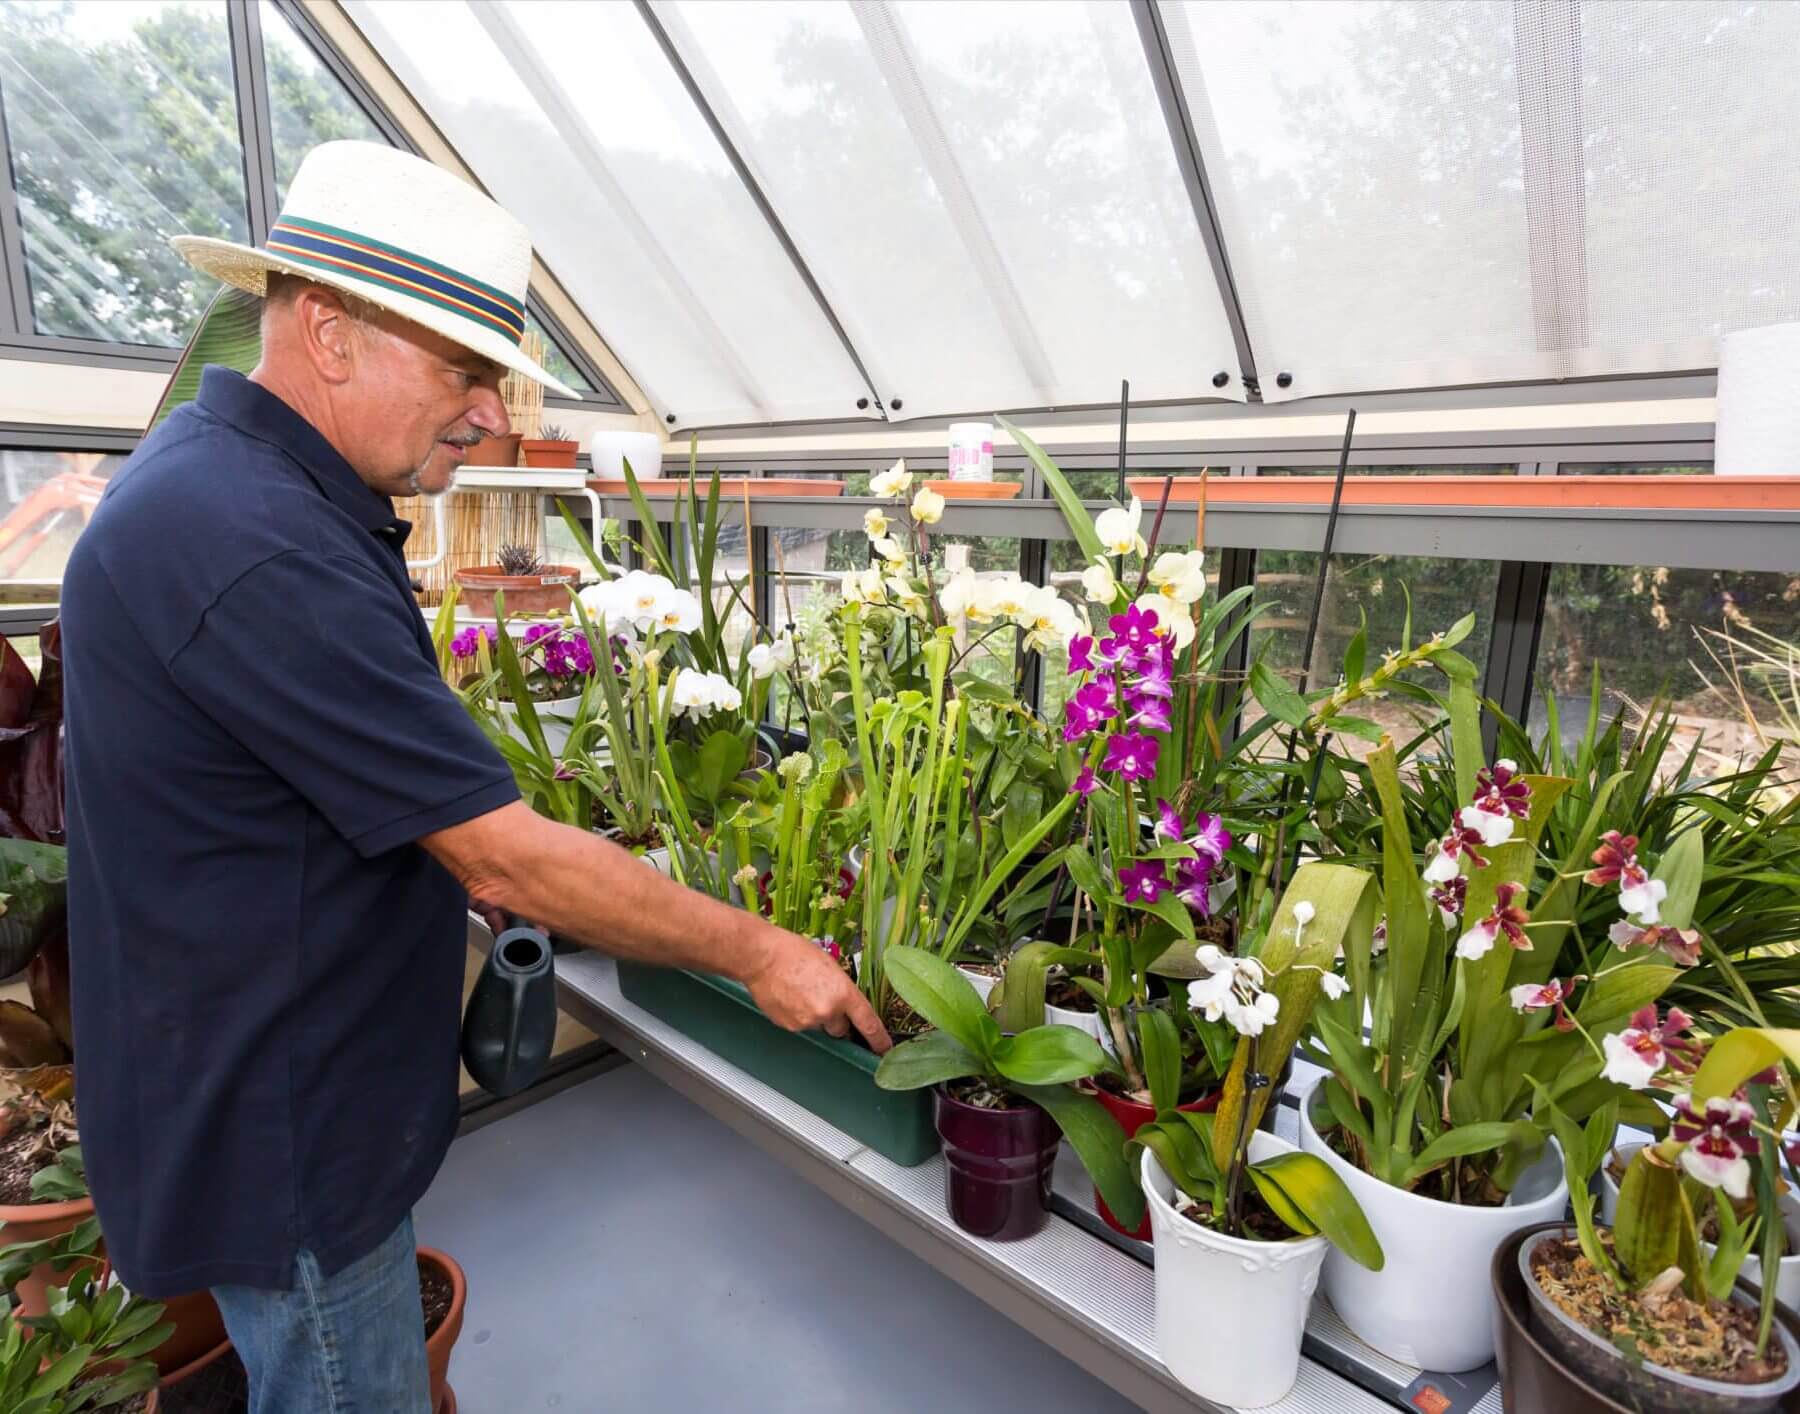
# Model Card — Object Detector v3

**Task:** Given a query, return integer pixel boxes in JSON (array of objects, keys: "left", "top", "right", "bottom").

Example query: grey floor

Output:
[{"left": 416, "top": 1064, "right": 1138, "bottom": 1414}]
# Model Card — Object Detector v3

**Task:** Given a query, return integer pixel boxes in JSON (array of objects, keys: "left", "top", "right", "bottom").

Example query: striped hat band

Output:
[{"left": 264, "top": 215, "right": 526, "bottom": 346}]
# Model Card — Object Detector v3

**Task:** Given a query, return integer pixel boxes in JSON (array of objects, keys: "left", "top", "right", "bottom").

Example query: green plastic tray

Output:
[{"left": 616, "top": 960, "right": 937, "bottom": 1167}]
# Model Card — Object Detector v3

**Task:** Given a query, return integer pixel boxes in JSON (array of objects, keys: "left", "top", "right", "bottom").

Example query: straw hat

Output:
[{"left": 171, "top": 141, "right": 575, "bottom": 397}]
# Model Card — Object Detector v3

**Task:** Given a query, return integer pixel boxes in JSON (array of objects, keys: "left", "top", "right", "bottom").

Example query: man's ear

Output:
[{"left": 290, "top": 286, "right": 361, "bottom": 386}]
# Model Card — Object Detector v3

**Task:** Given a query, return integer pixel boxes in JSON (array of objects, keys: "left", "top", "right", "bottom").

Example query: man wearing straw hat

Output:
[{"left": 60, "top": 142, "right": 887, "bottom": 1413}]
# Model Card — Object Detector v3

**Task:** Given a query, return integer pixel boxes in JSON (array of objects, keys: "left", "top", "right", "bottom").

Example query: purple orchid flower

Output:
[
  {"left": 1154, "top": 798, "right": 1184, "bottom": 842},
  {"left": 1109, "top": 602, "right": 1161, "bottom": 653},
  {"left": 1067, "top": 635, "right": 1095, "bottom": 674},
  {"left": 1118, "top": 859, "right": 1169, "bottom": 905},
  {"left": 1069, "top": 766, "right": 1100, "bottom": 797},
  {"left": 1188, "top": 812, "right": 1232, "bottom": 867},
  {"left": 1127, "top": 695, "right": 1172, "bottom": 733},
  {"left": 1073, "top": 681, "right": 1119, "bottom": 722},
  {"left": 1130, "top": 655, "right": 1174, "bottom": 701},
  {"left": 450, "top": 624, "right": 498, "bottom": 660},
  {"left": 1101, "top": 731, "right": 1159, "bottom": 782},
  {"left": 1062, "top": 699, "right": 1096, "bottom": 743},
  {"left": 1092, "top": 635, "right": 1127, "bottom": 670},
  {"left": 1174, "top": 858, "right": 1212, "bottom": 915}
]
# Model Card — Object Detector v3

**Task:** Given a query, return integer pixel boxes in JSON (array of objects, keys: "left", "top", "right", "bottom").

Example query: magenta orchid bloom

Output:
[
  {"left": 1173, "top": 858, "right": 1212, "bottom": 915},
  {"left": 1118, "top": 859, "right": 1169, "bottom": 905},
  {"left": 1127, "top": 695, "right": 1173, "bottom": 733},
  {"left": 1062, "top": 700, "right": 1096, "bottom": 743},
  {"left": 1073, "top": 680, "right": 1119, "bottom": 722},
  {"left": 1069, "top": 766, "right": 1100, "bottom": 798},
  {"left": 1067, "top": 635, "right": 1095, "bottom": 674},
  {"left": 1101, "top": 731, "right": 1159, "bottom": 783},
  {"left": 1187, "top": 812, "right": 1231, "bottom": 867},
  {"left": 1153, "top": 799, "right": 1184, "bottom": 842},
  {"left": 1109, "top": 602, "right": 1162, "bottom": 653},
  {"left": 1131, "top": 656, "right": 1174, "bottom": 701}
]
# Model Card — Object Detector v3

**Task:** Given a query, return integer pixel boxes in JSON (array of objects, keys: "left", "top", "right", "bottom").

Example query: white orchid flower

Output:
[
  {"left": 1018, "top": 584, "right": 1080, "bottom": 652},
  {"left": 1080, "top": 561, "right": 1118, "bottom": 604},
  {"left": 910, "top": 485, "right": 946, "bottom": 525},
  {"left": 653, "top": 587, "right": 702, "bottom": 635},
  {"left": 869, "top": 535, "right": 906, "bottom": 564},
  {"left": 612, "top": 569, "right": 678, "bottom": 631},
  {"left": 886, "top": 577, "right": 928, "bottom": 618},
  {"left": 1093, "top": 497, "right": 1147, "bottom": 557},
  {"left": 747, "top": 635, "right": 794, "bottom": 680},
  {"left": 870, "top": 459, "right": 912, "bottom": 498},
  {"left": 1600, "top": 1028, "right": 1664, "bottom": 1091},
  {"left": 1318, "top": 972, "right": 1349, "bottom": 1001},
  {"left": 982, "top": 576, "right": 1031, "bottom": 621},
  {"left": 1458, "top": 802, "right": 1516, "bottom": 848},
  {"left": 863, "top": 508, "right": 890, "bottom": 541},
  {"left": 938, "top": 567, "right": 979, "bottom": 621},
  {"left": 1227, "top": 990, "right": 1280, "bottom": 1037},
  {"left": 1148, "top": 550, "right": 1208, "bottom": 606},
  {"left": 1619, "top": 876, "right": 1667, "bottom": 925},
  {"left": 1422, "top": 842, "right": 1462, "bottom": 884},
  {"left": 578, "top": 580, "right": 631, "bottom": 634}
]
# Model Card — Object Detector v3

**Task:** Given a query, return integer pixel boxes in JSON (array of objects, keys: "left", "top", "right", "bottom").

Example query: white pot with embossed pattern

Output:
[{"left": 1141, "top": 1137, "right": 1328, "bottom": 1408}]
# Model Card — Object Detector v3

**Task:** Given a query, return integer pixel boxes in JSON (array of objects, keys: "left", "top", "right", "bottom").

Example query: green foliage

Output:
[
  {"left": 874, "top": 947, "right": 1141, "bottom": 1228},
  {"left": 0, "top": 1272, "right": 169, "bottom": 1414}
]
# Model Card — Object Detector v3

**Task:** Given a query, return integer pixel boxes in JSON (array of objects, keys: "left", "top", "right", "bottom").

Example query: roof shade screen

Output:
[
  {"left": 1577, "top": 1, "right": 1800, "bottom": 374},
  {"left": 346, "top": 0, "right": 877, "bottom": 429},
  {"left": 1166, "top": 0, "right": 1541, "bottom": 402},
  {"left": 659, "top": 0, "right": 1245, "bottom": 417}
]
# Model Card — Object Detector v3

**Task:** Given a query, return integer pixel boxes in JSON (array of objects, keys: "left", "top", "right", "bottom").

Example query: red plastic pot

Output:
[
  {"left": 934, "top": 1086, "right": 1060, "bottom": 1241},
  {"left": 1087, "top": 1083, "right": 1219, "bottom": 1240}
]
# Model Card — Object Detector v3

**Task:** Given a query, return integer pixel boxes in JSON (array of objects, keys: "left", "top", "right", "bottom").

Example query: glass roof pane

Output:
[
  {"left": 1577, "top": 2, "right": 1800, "bottom": 372},
  {"left": 260, "top": 0, "right": 387, "bottom": 204},
  {"left": 667, "top": 0, "right": 1242, "bottom": 419},
  {"left": 347, "top": 0, "right": 873, "bottom": 429},
  {"left": 1168, "top": 1, "right": 1539, "bottom": 401}
]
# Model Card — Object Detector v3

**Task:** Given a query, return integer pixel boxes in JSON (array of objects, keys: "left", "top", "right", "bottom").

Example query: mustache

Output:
[{"left": 441, "top": 430, "right": 485, "bottom": 448}]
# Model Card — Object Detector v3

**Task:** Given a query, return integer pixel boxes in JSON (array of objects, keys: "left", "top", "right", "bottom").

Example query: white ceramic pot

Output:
[
  {"left": 497, "top": 694, "right": 583, "bottom": 753},
  {"left": 1298, "top": 1078, "right": 1568, "bottom": 1372},
  {"left": 1142, "top": 1138, "right": 1328, "bottom": 1407},
  {"left": 588, "top": 428, "right": 666, "bottom": 480},
  {"left": 1047, "top": 1000, "right": 1113, "bottom": 1053},
  {"left": 957, "top": 967, "right": 999, "bottom": 1005},
  {"left": 1601, "top": 1144, "right": 1800, "bottom": 1311}
]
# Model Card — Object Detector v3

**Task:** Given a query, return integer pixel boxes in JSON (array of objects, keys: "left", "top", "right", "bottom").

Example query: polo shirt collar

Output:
[{"left": 196, "top": 367, "right": 406, "bottom": 538}]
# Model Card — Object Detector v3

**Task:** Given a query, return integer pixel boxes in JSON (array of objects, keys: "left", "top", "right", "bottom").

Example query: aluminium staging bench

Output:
[{"left": 490, "top": 921, "right": 1509, "bottom": 1414}]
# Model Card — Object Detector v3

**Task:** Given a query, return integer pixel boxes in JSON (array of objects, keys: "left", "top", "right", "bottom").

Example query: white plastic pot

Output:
[
  {"left": 1142, "top": 1137, "right": 1328, "bottom": 1408},
  {"left": 1298, "top": 1078, "right": 1568, "bottom": 1372},
  {"left": 588, "top": 428, "right": 665, "bottom": 480},
  {"left": 1601, "top": 1144, "right": 1800, "bottom": 1311},
  {"left": 957, "top": 967, "right": 999, "bottom": 1004},
  {"left": 1047, "top": 999, "right": 1113, "bottom": 1054}
]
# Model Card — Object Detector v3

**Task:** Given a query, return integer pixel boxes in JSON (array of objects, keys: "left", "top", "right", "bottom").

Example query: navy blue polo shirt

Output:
[{"left": 61, "top": 367, "right": 519, "bottom": 1295}]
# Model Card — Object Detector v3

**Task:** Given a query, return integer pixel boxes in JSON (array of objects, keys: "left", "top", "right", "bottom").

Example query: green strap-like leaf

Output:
[
  {"left": 1138, "top": 1007, "right": 1183, "bottom": 1114},
  {"left": 882, "top": 946, "right": 1000, "bottom": 1061},
  {"left": 994, "top": 417, "right": 1108, "bottom": 566},
  {"left": 873, "top": 1031, "right": 983, "bottom": 1091},
  {"left": 1017, "top": 1082, "right": 1144, "bottom": 1232}
]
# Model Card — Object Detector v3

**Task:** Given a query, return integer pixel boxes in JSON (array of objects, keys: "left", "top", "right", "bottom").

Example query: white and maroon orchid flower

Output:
[
  {"left": 1458, "top": 798, "right": 1517, "bottom": 848},
  {"left": 1455, "top": 881, "right": 1530, "bottom": 960},
  {"left": 1608, "top": 917, "right": 1702, "bottom": 967},
  {"left": 1600, "top": 1005, "right": 1701, "bottom": 1090},
  {"left": 1673, "top": 1094, "right": 1760, "bottom": 1200},
  {"left": 1425, "top": 821, "right": 1490, "bottom": 883},
  {"left": 1509, "top": 976, "right": 1579, "bottom": 1031},
  {"left": 1619, "top": 875, "right": 1668, "bottom": 926}
]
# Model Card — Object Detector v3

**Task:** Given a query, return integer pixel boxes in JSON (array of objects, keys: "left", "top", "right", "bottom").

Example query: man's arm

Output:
[{"left": 422, "top": 801, "right": 890, "bottom": 1052}]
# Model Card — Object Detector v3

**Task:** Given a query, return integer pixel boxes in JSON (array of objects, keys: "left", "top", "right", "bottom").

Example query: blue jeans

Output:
[{"left": 212, "top": 1215, "right": 432, "bottom": 1414}]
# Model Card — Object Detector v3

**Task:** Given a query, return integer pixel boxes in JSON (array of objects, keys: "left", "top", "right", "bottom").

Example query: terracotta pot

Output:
[
  {"left": 520, "top": 439, "right": 579, "bottom": 469},
  {"left": 0, "top": 1194, "right": 95, "bottom": 1317},
  {"left": 1127, "top": 473, "right": 1800, "bottom": 512},
  {"left": 143, "top": 1335, "right": 235, "bottom": 1413},
  {"left": 1087, "top": 1083, "right": 1219, "bottom": 1239},
  {"left": 473, "top": 433, "right": 522, "bottom": 468},
  {"left": 452, "top": 564, "right": 579, "bottom": 619},
  {"left": 934, "top": 1086, "right": 1060, "bottom": 1241},
  {"left": 151, "top": 1288, "right": 228, "bottom": 1376},
  {"left": 420, "top": 1246, "right": 466, "bottom": 1412},
  {"left": 587, "top": 475, "right": 844, "bottom": 498}
]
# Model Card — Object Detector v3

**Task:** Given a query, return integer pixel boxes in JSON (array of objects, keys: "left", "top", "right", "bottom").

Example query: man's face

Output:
[{"left": 341, "top": 313, "right": 510, "bottom": 498}]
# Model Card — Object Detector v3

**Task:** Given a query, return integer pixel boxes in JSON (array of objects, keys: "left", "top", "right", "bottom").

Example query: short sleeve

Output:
[{"left": 169, "top": 549, "right": 519, "bottom": 857}]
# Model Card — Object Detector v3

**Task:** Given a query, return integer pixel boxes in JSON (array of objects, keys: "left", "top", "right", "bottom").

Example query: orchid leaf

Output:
[
  {"left": 1138, "top": 1006, "right": 1183, "bottom": 1114},
  {"left": 996, "top": 417, "right": 1110, "bottom": 567},
  {"left": 1250, "top": 660, "right": 1309, "bottom": 728},
  {"left": 1254, "top": 1151, "right": 1384, "bottom": 1270},
  {"left": 873, "top": 1031, "right": 982, "bottom": 1091},
  {"left": 993, "top": 1025, "right": 1111, "bottom": 1087},
  {"left": 882, "top": 946, "right": 1000, "bottom": 1062},
  {"left": 1691, "top": 1027, "right": 1800, "bottom": 1102},
  {"left": 1614, "top": 1148, "right": 1683, "bottom": 1286},
  {"left": 1400, "top": 1121, "right": 1535, "bottom": 1188},
  {"left": 995, "top": 942, "right": 1095, "bottom": 1035},
  {"left": 1654, "top": 828, "right": 1705, "bottom": 932},
  {"left": 1131, "top": 1124, "right": 1213, "bottom": 1203},
  {"left": 1248, "top": 1166, "right": 1319, "bottom": 1237},
  {"left": 1017, "top": 1081, "right": 1144, "bottom": 1231}
]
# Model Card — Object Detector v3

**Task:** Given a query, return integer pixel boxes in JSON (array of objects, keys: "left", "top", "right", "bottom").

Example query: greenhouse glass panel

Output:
[
  {"left": 665, "top": 0, "right": 1241, "bottom": 419},
  {"left": 0, "top": 447, "right": 127, "bottom": 584},
  {"left": 0, "top": 0, "right": 249, "bottom": 346},
  {"left": 346, "top": 0, "right": 872, "bottom": 428},
  {"left": 1249, "top": 551, "right": 1500, "bottom": 757},
  {"left": 1166, "top": 1, "right": 1540, "bottom": 400},
  {"left": 1530, "top": 563, "right": 1800, "bottom": 773},
  {"left": 260, "top": 1, "right": 388, "bottom": 203}
]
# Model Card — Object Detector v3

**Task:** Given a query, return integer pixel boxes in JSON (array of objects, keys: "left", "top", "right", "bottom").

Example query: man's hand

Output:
[{"left": 742, "top": 928, "right": 892, "bottom": 1054}]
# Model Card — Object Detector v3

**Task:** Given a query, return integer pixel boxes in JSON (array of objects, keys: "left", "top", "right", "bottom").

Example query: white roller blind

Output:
[
  {"left": 348, "top": 0, "right": 874, "bottom": 429},
  {"left": 664, "top": 0, "right": 1243, "bottom": 418}
]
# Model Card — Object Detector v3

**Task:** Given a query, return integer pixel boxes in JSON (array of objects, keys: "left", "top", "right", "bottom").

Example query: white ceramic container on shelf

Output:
[
  {"left": 588, "top": 428, "right": 666, "bottom": 480},
  {"left": 1141, "top": 1138, "right": 1328, "bottom": 1408},
  {"left": 1297, "top": 1078, "right": 1567, "bottom": 1372},
  {"left": 1600, "top": 1143, "right": 1800, "bottom": 1311}
]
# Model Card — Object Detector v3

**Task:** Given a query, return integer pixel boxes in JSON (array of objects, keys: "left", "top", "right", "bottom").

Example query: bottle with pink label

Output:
[{"left": 947, "top": 422, "right": 995, "bottom": 482}]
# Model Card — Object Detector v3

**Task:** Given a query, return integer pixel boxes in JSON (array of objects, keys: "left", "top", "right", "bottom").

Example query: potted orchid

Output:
[
  {"left": 1297, "top": 663, "right": 1699, "bottom": 1372},
  {"left": 1519, "top": 1030, "right": 1800, "bottom": 1410},
  {"left": 1132, "top": 862, "right": 1384, "bottom": 1408}
]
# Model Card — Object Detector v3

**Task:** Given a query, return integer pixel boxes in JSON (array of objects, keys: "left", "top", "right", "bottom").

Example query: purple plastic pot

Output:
[{"left": 934, "top": 1085, "right": 1060, "bottom": 1241}]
